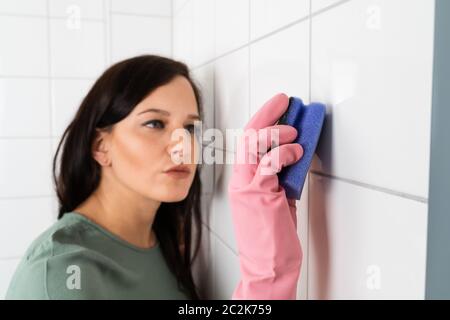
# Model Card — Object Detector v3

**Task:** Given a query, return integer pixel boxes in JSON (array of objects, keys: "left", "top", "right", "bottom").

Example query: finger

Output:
[
  {"left": 287, "top": 198, "right": 298, "bottom": 229},
  {"left": 244, "top": 93, "right": 289, "bottom": 131},
  {"left": 232, "top": 124, "right": 298, "bottom": 187},
  {"left": 256, "top": 124, "right": 298, "bottom": 154},
  {"left": 252, "top": 143, "right": 303, "bottom": 193}
]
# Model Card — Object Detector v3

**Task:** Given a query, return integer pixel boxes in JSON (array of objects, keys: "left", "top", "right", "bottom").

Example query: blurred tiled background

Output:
[{"left": 0, "top": 0, "right": 436, "bottom": 299}]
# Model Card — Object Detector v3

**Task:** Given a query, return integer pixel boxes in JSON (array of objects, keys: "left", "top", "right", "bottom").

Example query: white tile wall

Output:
[
  {"left": 51, "top": 79, "right": 95, "bottom": 138},
  {"left": 310, "top": 0, "right": 434, "bottom": 199},
  {"left": 0, "top": 198, "right": 55, "bottom": 258},
  {"left": 250, "top": 0, "right": 309, "bottom": 40},
  {"left": 213, "top": 233, "right": 241, "bottom": 299},
  {"left": 191, "top": 222, "right": 214, "bottom": 299},
  {"left": 0, "top": 0, "right": 436, "bottom": 300},
  {"left": 0, "top": 16, "right": 49, "bottom": 76},
  {"left": 48, "top": 0, "right": 104, "bottom": 20},
  {"left": 214, "top": 47, "right": 250, "bottom": 153},
  {"left": 0, "top": 79, "right": 50, "bottom": 137},
  {"left": 214, "top": 0, "right": 249, "bottom": 57},
  {"left": 49, "top": 19, "right": 106, "bottom": 78},
  {"left": 0, "top": 0, "right": 172, "bottom": 298},
  {"left": 312, "top": 0, "right": 345, "bottom": 13},
  {"left": 110, "top": 14, "right": 171, "bottom": 64},
  {"left": 212, "top": 150, "right": 237, "bottom": 252},
  {"left": 111, "top": 0, "right": 171, "bottom": 16},
  {"left": 174, "top": 0, "right": 435, "bottom": 300},
  {"left": 0, "top": 0, "right": 47, "bottom": 16},
  {"left": 308, "top": 174, "right": 428, "bottom": 299}
]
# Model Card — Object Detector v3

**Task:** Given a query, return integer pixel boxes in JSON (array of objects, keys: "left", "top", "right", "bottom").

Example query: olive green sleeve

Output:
[
  {"left": 6, "top": 250, "right": 107, "bottom": 300},
  {"left": 5, "top": 258, "right": 49, "bottom": 300}
]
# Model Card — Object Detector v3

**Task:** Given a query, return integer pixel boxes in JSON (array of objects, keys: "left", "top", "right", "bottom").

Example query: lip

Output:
[
  {"left": 163, "top": 165, "right": 191, "bottom": 179},
  {"left": 164, "top": 171, "right": 190, "bottom": 179}
]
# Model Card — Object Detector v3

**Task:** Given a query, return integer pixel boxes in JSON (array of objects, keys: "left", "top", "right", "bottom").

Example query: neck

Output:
[{"left": 74, "top": 172, "right": 161, "bottom": 249}]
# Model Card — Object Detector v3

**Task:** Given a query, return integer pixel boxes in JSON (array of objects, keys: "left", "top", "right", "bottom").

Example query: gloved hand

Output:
[{"left": 229, "top": 93, "right": 304, "bottom": 300}]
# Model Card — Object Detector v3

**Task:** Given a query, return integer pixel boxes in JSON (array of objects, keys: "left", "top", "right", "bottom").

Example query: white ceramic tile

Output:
[
  {"left": 111, "top": 0, "right": 171, "bottom": 16},
  {"left": 213, "top": 234, "right": 240, "bottom": 299},
  {"left": 0, "top": 0, "right": 47, "bottom": 16},
  {"left": 173, "top": 0, "right": 194, "bottom": 66},
  {"left": 214, "top": 47, "right": 249, "bottom": 153},
  {"left": 215, "top": 0, "right": 249, "bottom": 57},
  {"left": 0, "top": 258, "right": 21, "bottom": 299},
  {"left": 191, "top": 0, "right": 215, "bottom": 67},
  {"left": 311, "top": 0, "right": 344, "bottom": 13},
  {"left": 200, "top": 192, "right": 213, "bottom": 227},
  {"left": 250, "top": 20, "right": 309, "bottom": 117},
  {"left": 0, "top": 79, "right": 50, "bottom": 137},
  {"left": 50, "top": 19, "right": 105, "bottom": 78},
  {"left": 191, "top": 63, "right": 214, "bottom": 130},
  {"left": 48, "top": 0, "right": 104, "bottom": 20},
  {"left": 111, "top": 14, "right": 171, "bottom": 64},
  {"left": 200, "top": 158, "right": 214, "bottom": 195},
  {"left": 310, "top": 0, "right": 434, "bottom": 198},
  {"left": 307, "top": 175, "right": 428, "bottom": 299},
  {"left": 0, "top": 197, "right": 55, "bottom": 258},
  {"left": 174, "top": 0, "right": 190, "bottom": 14},
  {"left": 191, "top": 63, "right": 215, "bottom": 187},
  {"left": 51, "top": 79, "right": 94, "bottom": 138},
  {"left": 212, "top": 150, "right": 237, "bottom": 252},
  {"left": 50, "top": 195, "right": 59, "bottom": 220},
  {"left": 0, "top": 139, "right": 53, "bottom": 197},
  {"left": 191, "top": 223, "right": 214, "bottom": 299},
  {"left": 250, "top": 0, "right": 309, "bottom": 40},
  {"left": 0, "top": 16, "right": 48, "bottom": 76}
]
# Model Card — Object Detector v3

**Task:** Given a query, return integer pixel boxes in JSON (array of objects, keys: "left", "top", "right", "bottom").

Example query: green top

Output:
[{"left": 5, "top": 211, "right": 190, "bottom": 300}]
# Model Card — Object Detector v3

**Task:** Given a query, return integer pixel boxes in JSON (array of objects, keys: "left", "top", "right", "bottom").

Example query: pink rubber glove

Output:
[{"left": 229, "top": 93, "right": 304, "bottom": 300}]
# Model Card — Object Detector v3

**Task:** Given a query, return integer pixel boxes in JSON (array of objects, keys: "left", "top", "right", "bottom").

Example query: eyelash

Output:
[{"left": 143, "top": 120, "right": 196, "bottom": 133}]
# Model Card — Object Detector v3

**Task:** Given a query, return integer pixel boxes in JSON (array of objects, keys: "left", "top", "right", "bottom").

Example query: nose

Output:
[{"left": 166, "top": 129, "right": 193, "bottom": 164}]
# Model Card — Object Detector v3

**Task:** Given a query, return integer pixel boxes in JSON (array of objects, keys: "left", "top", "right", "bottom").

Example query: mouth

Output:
[{"left": 163, "top": 164, "right": 191, "bottom": 179}]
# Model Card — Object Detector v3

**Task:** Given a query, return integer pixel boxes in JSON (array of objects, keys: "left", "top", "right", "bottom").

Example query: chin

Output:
[{"left": 158, "top": 189, "right": 190, "bottom": 202}]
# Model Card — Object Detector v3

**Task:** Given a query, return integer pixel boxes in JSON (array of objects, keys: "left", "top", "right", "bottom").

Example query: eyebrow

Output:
[{"left": 137, "top": 108, "right": 200, "bottom": 120}]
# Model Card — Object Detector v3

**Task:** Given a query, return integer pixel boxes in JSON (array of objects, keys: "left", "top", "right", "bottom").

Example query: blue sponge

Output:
[{"left": 277, "top": 97, "right": 326, "bottom": 200}]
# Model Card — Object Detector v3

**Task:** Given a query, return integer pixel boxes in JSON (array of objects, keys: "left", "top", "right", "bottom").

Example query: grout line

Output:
[
  {"left": 310, "top": 0, "right": 353, "bottom": 19},
  {"left": 203, "top": 221, "right": 238, "bottom": 256},
  {"left": 310, "top": 170, "right": 429, "bottom": 203},
  {"left": 190, "top": 0, "right": 353, "bottom": 73}
]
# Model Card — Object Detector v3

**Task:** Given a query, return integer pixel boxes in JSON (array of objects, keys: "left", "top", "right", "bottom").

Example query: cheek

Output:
[{"left": 111, "top": 131, "right": 163, "bottom": 184}]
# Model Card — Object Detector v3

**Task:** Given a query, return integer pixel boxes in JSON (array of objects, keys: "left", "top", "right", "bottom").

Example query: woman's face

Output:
[{"left": 97, "top": 75, "right": 200, "bottom": 202}]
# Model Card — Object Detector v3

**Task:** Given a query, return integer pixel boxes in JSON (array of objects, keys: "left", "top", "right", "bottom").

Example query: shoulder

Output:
[{"left": 6, "top": 214, "right": 111, "bottom": 300}]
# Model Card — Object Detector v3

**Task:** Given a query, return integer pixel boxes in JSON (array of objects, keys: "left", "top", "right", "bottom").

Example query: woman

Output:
[{"left": 5, "top": 54, "right": 303, "bottom": 300}]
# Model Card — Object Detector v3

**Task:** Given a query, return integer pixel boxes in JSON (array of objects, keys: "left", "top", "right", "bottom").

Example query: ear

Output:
[{"left": 92, "top": 128, "right": 112, "bottom": 167}]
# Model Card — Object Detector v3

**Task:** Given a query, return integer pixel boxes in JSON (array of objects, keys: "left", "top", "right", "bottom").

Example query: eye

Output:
[
  {"left": 185, "top": 124, "right": 195, "bottom": 133},
  {"left": 143, "top": 120, "right": 165, "bottom": 129}
]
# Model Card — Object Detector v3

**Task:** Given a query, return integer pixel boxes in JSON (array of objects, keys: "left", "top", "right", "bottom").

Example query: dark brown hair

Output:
[{"left": 52, "top": 54, "right": 203, "bottom": 299}]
